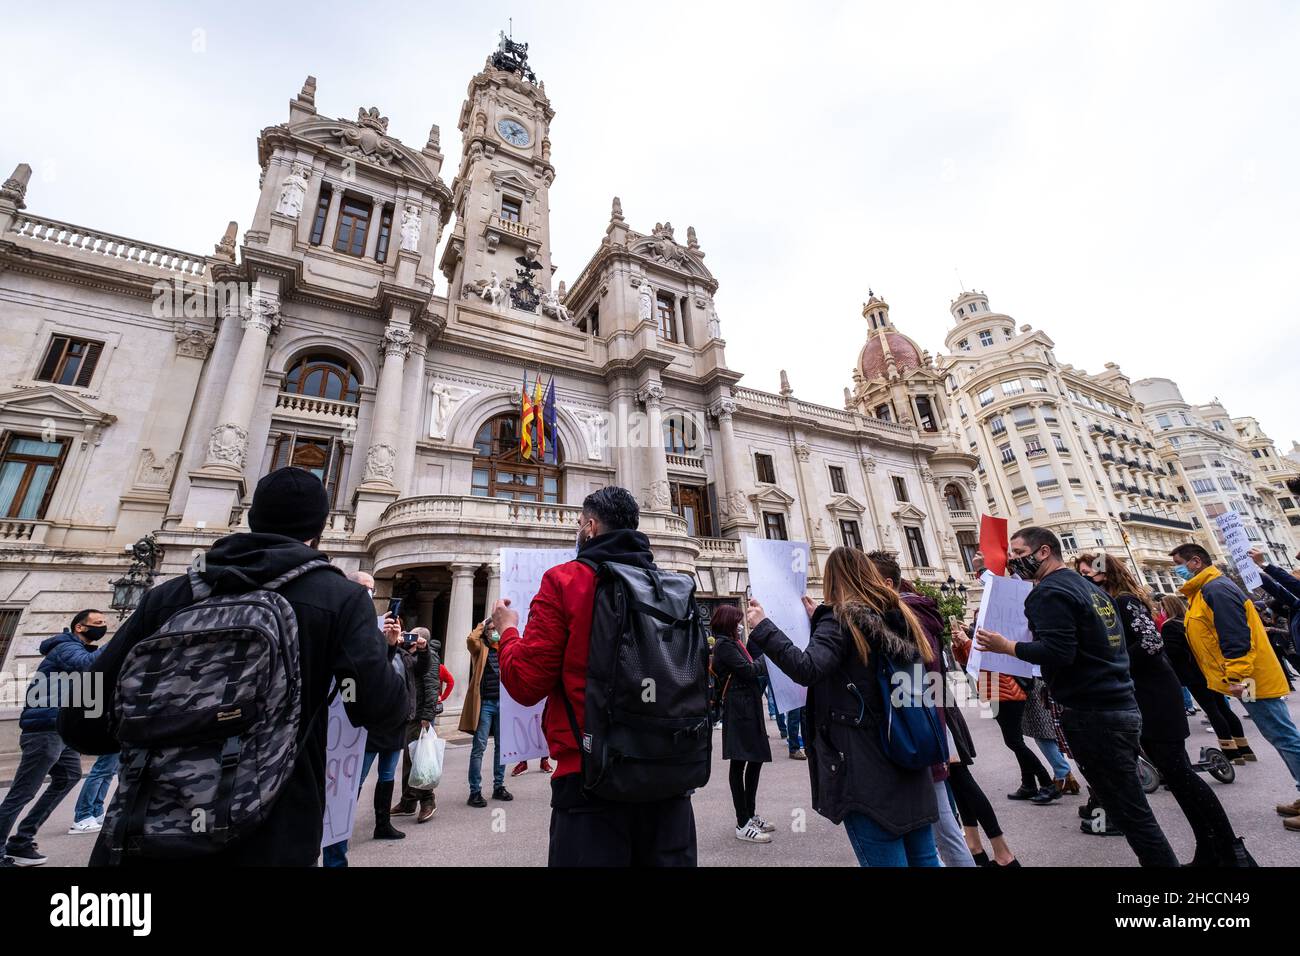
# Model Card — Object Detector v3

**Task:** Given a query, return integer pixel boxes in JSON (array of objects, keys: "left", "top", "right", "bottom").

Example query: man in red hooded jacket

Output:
[{"left": 494, "top": 486, "right": 698, "bottom": 866}]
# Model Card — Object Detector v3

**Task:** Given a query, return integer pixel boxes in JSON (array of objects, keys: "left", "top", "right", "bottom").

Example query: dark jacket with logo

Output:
[
  {"left": 59, "top": 532, "right": 409, "bottom": 866},
  {"left": 1017, "top": 568, "right": 1137, "bottom": 712},
  {"left": 749, "top": 603, "right": 938, "bottom": 834},
  {"left": 19, "top": 631, "right": 100, "bottom": 732}
]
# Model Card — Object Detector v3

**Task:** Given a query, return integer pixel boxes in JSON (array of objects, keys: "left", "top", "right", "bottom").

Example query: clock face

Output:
[{"left": 496, "top": 118, "right": 530, "bottom": 147}]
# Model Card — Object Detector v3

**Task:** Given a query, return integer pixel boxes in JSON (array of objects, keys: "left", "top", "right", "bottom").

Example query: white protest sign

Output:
[
  {"left": 968, "top": 571, "right": 1040, "bottom": 680},
  {"left": 1215, "top": 512, "right": 1263, "bottom": 591},
  {"left": 745, "top": 536, "right": 811, "bottom": 714},
  {"left": 498, "top": 547, "right": 576, "bottom": 762},
  {"left": 321, "top": 691, "right": 367, "bottom": 848}
]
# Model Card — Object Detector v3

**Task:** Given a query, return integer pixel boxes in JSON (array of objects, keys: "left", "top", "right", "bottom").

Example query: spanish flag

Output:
[
  {"left": 533, "top": 372, "right": 546, "bottom": 461},
  {"left": 520, "top": 371, "right": 534, "bottom": 460}
]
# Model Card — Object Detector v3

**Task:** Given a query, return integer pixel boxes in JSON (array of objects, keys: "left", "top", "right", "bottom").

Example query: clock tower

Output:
[{"left": 440, "top": 34, "right": 557, "bottom": 310}]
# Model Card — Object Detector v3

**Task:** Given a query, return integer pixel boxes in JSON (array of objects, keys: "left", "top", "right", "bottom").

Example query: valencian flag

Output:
[
  {"left": 533, "top": 373, "right": 545, "bottom": 461},
  {"left": 542, "top": 375, "right": 557, "bottom": 463},
  {"left": 520, "top": 371, "right": 535, "bottom": 460}
]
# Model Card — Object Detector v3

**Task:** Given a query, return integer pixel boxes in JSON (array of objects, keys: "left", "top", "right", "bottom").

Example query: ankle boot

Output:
[
  {"left": 1233, "top": 738, "right": 1257, "bottom": 762},
  {"left": 373, "top": 780, "right": 406, "bottom": 840},
  {"left": 1217, "top": 739, "right": 1243, "bottom": 764},
  {"left": 1062, "top": 772, "right": 1081, "bottom": 795}
]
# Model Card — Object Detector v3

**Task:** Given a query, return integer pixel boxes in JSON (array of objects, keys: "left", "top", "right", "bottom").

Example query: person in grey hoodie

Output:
[{"left": 0, "top": 609, "right": 105, "bottom": 866}]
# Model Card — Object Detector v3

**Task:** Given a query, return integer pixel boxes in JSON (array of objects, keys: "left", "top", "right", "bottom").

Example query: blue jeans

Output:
[
  {"left": 321, "top": 749, "right": 401, "bottom": 866},
  {"left": 1033, "top": 737, "right": 1072, "bottom": 781},
  {"left": 1181, "top": 687, "right": 1195, "bottom": 710},
  {"left": 843, "top": 812, "right": 941, "bottom": 867},
  {"left": 931, "top": 780, "right": 975, "bottom": 867},
  {"left": 469, "top": 698, "right": 504, "bottom": 795},
  {"left": 764, "top": 680, "right": 787, "bottom": 735},
  {"left": 1242, "top": 697, "right": 1300, "bottom": 791},
  {"left": 73, "top": 752, "right": 119, "bottom": 823},
  {"left": 785, "top": 707, "right": 804, "bottom": 753}
]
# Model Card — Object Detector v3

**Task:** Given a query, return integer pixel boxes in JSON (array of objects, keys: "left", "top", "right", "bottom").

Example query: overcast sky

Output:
[{"left": 4, "top": 1, "right": 1297, "bottom": 450}]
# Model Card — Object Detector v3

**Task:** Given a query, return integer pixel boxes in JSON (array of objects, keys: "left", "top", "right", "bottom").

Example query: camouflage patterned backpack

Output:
[{"left": 104, "top": 559, "right": 338, "bottom": 862}]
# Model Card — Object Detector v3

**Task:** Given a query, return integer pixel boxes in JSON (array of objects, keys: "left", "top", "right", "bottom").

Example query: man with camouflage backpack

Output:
[{"left": 60, "top": 467, "right": 409, "bottom": 866}]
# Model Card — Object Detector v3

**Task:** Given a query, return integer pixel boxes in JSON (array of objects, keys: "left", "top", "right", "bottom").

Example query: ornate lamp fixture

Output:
[{"left": 108, "top": 534, "right": 161, "bottom": 620}]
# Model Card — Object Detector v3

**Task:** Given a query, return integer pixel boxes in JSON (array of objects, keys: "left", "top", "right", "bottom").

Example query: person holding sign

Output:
[
  {"left": 746, "top": 547, "right": 941, "bottom": 867},
  {"left": 710, "top": 604, "right": 774, "bottom": 845},
  {"left": 976, "top": 527, "right": 1178, "bottom": 867},
  {"left": 1171, "top": 542, "right": 1300, "bottom": 828}
]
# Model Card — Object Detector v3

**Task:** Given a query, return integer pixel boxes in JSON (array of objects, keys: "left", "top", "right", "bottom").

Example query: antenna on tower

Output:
[
  {"left": 954, "top": 267, "right": 965, "bottom": 293},
  {"left": 509, "top": 17, "right": 513, "bottom": 38}
]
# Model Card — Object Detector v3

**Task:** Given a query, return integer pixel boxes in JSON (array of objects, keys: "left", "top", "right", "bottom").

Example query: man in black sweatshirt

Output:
[{"left": 976, "top": 526, "right": 1177, "bottom": 867}]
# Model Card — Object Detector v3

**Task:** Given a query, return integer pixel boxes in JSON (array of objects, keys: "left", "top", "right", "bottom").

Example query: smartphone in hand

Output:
[{"left": 387, "top": 597, "right": 403, "bottom": 621}]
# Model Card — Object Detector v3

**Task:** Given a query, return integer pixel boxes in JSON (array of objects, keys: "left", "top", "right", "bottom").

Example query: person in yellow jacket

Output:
[{"left": 1171, "top": 543, "right": 1300, "bottom": 830}]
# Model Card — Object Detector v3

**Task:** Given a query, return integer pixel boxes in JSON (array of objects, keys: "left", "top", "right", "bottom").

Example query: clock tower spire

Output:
[{"left": 440, "top": 34, "right": 557, "bottom": 313}]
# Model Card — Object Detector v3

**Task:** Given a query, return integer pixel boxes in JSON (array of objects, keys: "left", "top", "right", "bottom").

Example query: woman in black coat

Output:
[
  {"left": 363, "top": 631, "right": 436, "bottom": 840},
  {"left": 711, "top": 604, "right": 773, "bottom": 843},
  {"left": 747, "top": 547, "right": 940, "bottom": 867},
  {"left": 1079, "top": 555, "right": 1251, "bottom": 867}
]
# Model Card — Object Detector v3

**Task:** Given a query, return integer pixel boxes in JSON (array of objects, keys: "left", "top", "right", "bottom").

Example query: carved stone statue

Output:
[
  {"left": 364, "top": 443, "right": 397, "bottom": 483},
  {"left": 569, "top": 407, "right": 608, "bottom": 461},
  {"left": 610, "top": 196, "right": 624, "bottom": 222},
  {"left": 706, "top": 304, "right": 721, "bottom": 340},
  {"left": 429, "top": 381, "right": 478, "bottom": 439},
  {"left": 275, "top": 164, "right": 311, "bottom": 218},
  {"left": 480, "top": 271, "right": 507, "bottom": 306},
  {"left": 648, "top": 479, "right": 672, "bottom": 511},
  {"left": 399, "top": 203, "right": 421, "bottom": 252},
  {"left": 539, "top": 289, "right": 572, "bottom": 324},
  {"left": 637, "top": 281, "right": 653, "bottom": 322}
]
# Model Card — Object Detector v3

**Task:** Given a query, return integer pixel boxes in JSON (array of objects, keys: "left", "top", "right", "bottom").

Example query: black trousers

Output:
[
  {"left": 1060, "top": 707, "right": 1178, "bottom": 867},
  {"left": 993, "top": 699, "right": 1050, "bottom": 789},
  {"left": 549, "top": 793, "right": 697, "bottom": 867},
  {"left": 728, "top": 760, "right": 763, "bottom": 828},
  {"left": 947, "top": 762, "right": 1002, "bottom": 839},
  {"left": 398, "top": 720, "right": 433, "bottom": 806},
  {"left": 1188, "top": 685, "right": 1244, "bottom": 741},
  {"left": 1142, "top": 737, "right": 1239, "bottom": 866}
]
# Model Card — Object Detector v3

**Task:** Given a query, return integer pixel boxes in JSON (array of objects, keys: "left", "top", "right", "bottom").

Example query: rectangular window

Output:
[
  {"left": 670, "top": 482, "right": 714, "bottom": 537},
  {"left": 839, "top": 519, "right": 863, "bottom": 550},
  {"left": 0, "top": 607, "right": 20, "bottom": 672},
  {"left": 1191, "top": 478, "right": 1216, "bottom": 494},
  {"left": 500, "top": 196, "right": 522, "bottom": 222},
  {"left": 656, "top": 294, "right": 677, "bottom": 341},
  {"left": 333, "top": 196, "right": 372, "bottom": 257},
  {"left": 957, "top": 531, "right": 978, "bottom": 572},
  {"left": 374, "top": 204, "right": 394, "bottom": 263},
  {"left": 904, "top": 526, "right": 929, "bottom": 567},
  {"left": 978, "top": 388, "right": 995, "bottom": 407},
  {"left": 309, "top": 185, "right": 332, "bottom": 245},
  {"left": 989, "top": 415, "right": 1006, "bottom": 435},
  {"left": 1001, "top": 379, "right": 1024, "bottom": 396},
  {"left": 1060, "top": 532, "right": 1078, "bottom": 551},
  {"left": 978, "top": 330, "right": 994, "bottom": 347},
  {"left": 0, "top": 435, "right": 69, "bottom": 519},
  {"left": 999, "top": 443, "right": 1014, "bottom": 464},
  {"left": 1029, "top": 377, "right": 1047, "bottom": 392},
  {"left": 828, "top": 466, "right": 846, "bottom": 494},
  {"left": 1053, "top": 433, "right": 1069, "bottom": 453},
  {"left": 754, "top": 453, "right": 776, "bottom": 484},
  {"left": 891, "top": 476, "right": 908, "bottom": 502},
  {"left": 875, "top": 404, "right": 892, "bottom": 422},
  {"left": 1218, "top": 476, "right": 1237, "bottom": 491},
  {"left": 763, "top": 511, "right": 787, "bottom": 541},
  {"left": 37, "top": 336, "right": 103, "bottom": 388},
  {"left": 958, "top": 339, "right": 970, "bottom": 351}
]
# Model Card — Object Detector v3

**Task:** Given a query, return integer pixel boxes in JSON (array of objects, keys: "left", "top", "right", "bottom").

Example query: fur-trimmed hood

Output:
[{"left": 834, "top": 601, "right": 920, "bottom": 662}]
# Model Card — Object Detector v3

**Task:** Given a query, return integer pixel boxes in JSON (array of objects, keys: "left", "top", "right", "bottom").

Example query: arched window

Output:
[
  {"left": 663, "top": 414, "right": 698, "bottom": 454},
  {"left": 472, "top": 414, "right": 563, "bottom": 503},
  {"left": 944, "top": 483, "right": 967, "bottom": 512},
  {"left": 284, "top": 354, "right": 361, "bottom": 403}
]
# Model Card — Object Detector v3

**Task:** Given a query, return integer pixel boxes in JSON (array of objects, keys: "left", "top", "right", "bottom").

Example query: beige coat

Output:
[{"left": 457, "top": 622, "right": 493, "bottom": 734}]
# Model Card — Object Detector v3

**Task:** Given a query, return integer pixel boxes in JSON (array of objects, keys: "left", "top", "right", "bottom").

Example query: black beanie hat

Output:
[{"left": 248, "top": 467, "right": 330, "bottom": 542}]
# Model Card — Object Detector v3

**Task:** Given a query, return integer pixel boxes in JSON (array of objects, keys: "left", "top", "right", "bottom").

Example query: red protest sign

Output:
[{"left": 979, "top": 514, "right": 1009, "bottom": 576}]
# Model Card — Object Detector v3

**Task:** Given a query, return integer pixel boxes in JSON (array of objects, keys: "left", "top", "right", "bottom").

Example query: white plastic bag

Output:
[{"left": 407, "top": 726, "right": 445, "bottom": 790}]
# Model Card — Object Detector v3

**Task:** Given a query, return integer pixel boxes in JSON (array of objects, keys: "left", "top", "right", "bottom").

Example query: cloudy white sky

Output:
[{"left": 4, "top": 1, "right": 1298, "bottom": 449}]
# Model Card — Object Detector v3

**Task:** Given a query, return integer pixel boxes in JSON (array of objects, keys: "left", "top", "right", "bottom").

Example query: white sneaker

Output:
[
  {"left": 749, "top": 815, "right": 776, "bottom": 834},
  {"left": 735, "top": 820, "right": 772, "bottom": 843},
  {"left": 68, "top": 818, "right": 102, "bottom": 834}
]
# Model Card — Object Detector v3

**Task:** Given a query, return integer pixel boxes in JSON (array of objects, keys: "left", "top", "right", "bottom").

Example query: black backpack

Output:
[{"left": 562, "top": 559, "right": 712, "bottom": 802}]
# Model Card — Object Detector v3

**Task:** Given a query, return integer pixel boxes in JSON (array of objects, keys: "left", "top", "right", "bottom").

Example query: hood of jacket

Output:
[
  {"left": 39, "top": 631, "right": 83, "bottom": 656},
  {"left": 199, "top": 532, "right": 329, "bottom": 593},
  {"left": 577, "top": 527, "right": 655, "bottom": 569},
  {"left": 1180, "top": 564, "right": 1219, "bottom": 600},
  {"left": 837, "top": 601, "right": 920, "bottom": 663},
  {"left": 900, "top": 590, "right": 945, "bottom": 642}
]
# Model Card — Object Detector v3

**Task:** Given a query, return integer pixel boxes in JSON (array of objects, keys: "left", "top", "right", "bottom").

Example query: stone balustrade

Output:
[
  {"left": 10, "top": 213, "right": 208, "bottom": 276},
  {"left": 0, "top": 519, "right": 47, "bottom": 544},
  {"left": 275, "top": 391, "right": 361, "bottom": 420}
]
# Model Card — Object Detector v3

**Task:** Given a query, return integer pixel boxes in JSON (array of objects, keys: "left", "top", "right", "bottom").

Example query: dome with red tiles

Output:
[{"left": 859, "top": 332, "right": 922, "bottom": 381}]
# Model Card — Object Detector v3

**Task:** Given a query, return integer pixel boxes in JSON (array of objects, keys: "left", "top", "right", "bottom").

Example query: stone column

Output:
[
  {"left": 395, "top": 322, "right": 430, "bottom": 495},
  {"left": 918, "top": 468, "right": 955, "bottom": 566},
  {"left": 442, "top": 563, "right": 479, "bottom": 715},
  {"left": 792, "top": 439, "right": 826, "bottom": 578},
  {"left": 353, "top": 318, "right": 414, "bottom": 535},
  {"left": 181, "top": 283, "right": 281, "bottom": 528},
  {"left": 711, "top": 398, "right": 756, "bottom": 532},
  {"left": 485, "top": 560, "right": 501, "bottom": 610},
  {"left": 638, "top": 382, "right": 671, "bottom": 512}
]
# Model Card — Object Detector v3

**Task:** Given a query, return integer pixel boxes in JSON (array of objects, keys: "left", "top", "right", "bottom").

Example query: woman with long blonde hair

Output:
[
  {"left": 745, "top": 547, "right": 941, "bottom": 867},
  {"left": 1078, "top": 554, "right": 1253, "bottom": 866}
]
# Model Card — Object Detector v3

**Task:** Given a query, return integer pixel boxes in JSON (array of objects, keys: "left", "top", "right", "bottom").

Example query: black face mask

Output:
[
  {"left": 81, "top": 625, "right": 108, "bottom": 642},
  {"left": 1006, "top": 552, "right": 1043, "bottom": 582}
]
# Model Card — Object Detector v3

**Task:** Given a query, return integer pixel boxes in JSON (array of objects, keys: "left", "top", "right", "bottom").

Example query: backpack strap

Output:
[{"left": 263, "top": 558, "right": 339, "bottom": 591}]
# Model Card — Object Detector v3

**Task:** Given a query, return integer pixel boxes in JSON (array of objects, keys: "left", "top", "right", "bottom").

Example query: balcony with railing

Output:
[
  {"left": 0, "top": 519, "right": 50, "bottom": 545},
  {"left": 665, "top": 452, "right": 706, "bottom": 471},
  {"left": 1119, "top": 511, "right": 1195, "bottom": 532},
  {"left": 274, "top": 392, "right": 361, "bottom": 421}
]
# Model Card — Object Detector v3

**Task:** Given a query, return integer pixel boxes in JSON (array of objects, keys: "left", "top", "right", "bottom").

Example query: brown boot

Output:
[
  {"left": 391, "top": 799, "right": 417, "bottom": 816},
  {"left": 1062, "top": 772, "right": 1081, "bottom": 795},
  {"left": 1275, "top": 798, "right": 1300, "bottom": 817},
  {"left": 1234, "top": 737, "right": 1258, "bottom": 762},
  {"left": 1284, "top": 816, "right": 1300, "bottom": 832},
  {"left": 417, "top": 797, "right": 436, "bottom": 824},
  {"left": 1217, "top": 739, "right": 1244, "bottom": 765}
]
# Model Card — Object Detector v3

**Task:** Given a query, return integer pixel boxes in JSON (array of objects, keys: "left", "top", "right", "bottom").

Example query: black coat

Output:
[
  {"left": 59, "top": 533, "right": 410, "bottom": 866},
  {"left": 368, "top": 643, "right": 439, "bottom": 752},
  {"left": 713, "top": 636, "right": 772, "bottom": 763},
  {"left": 1160, "top": 618, "right": 1207, "bottom": 693},
  {"left": 749, "top": 603, "right": 938, "bottom": 834},
  {"left": 1115, "top": 594, "right": 1188, "bottom": 743}
]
